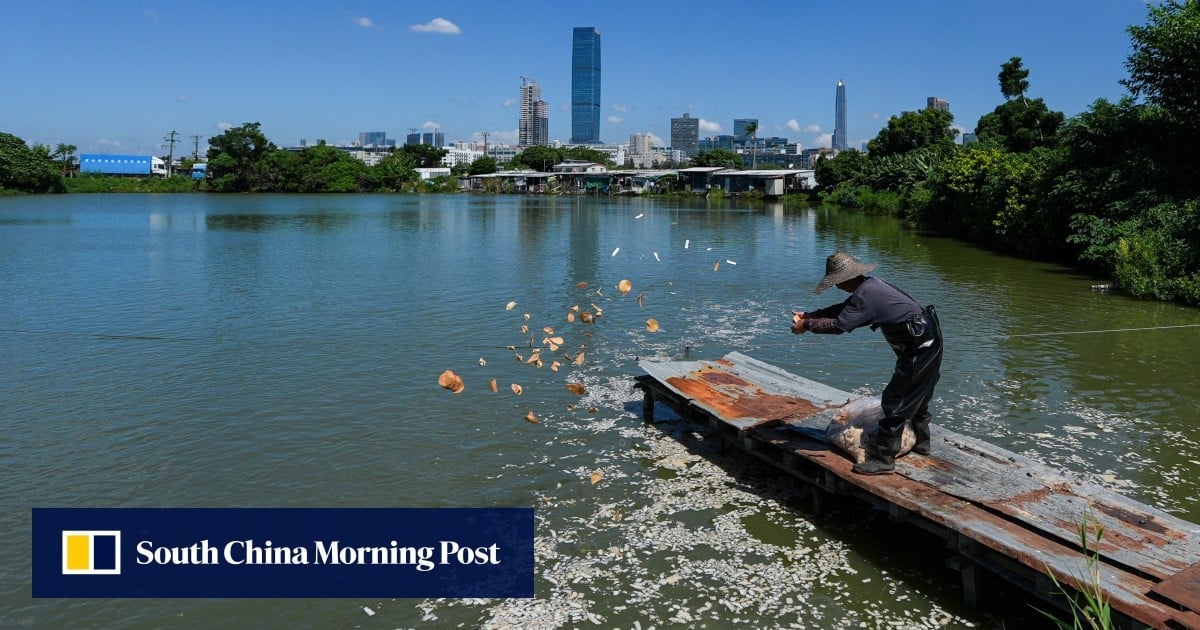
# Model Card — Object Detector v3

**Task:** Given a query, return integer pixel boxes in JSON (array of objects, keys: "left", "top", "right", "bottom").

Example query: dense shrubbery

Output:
[
  {"left": 64, "top": 174, "right": 198, "bottom": 193},
  {"left": 203, "top": 123, "right": 453, "bottom": 193},
  {"left": 0, "top": 133, "right": 63, "bottom": 193},
  {"left": 814, "top": 1, "right": 1200, "bottom": 304}
]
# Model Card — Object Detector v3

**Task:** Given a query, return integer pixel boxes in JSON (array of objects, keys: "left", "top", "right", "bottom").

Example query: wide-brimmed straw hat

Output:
[{"left": 813, "top": 251, "right": 876, "bottom": 294}]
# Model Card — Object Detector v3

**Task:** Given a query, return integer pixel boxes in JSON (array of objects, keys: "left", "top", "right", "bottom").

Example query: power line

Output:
[
  {"left": 1003, "top": 323, "right": 1200, "bottom": 338},
  {"left": 163, "top": 130, "right": 179, "bottom": 177}
]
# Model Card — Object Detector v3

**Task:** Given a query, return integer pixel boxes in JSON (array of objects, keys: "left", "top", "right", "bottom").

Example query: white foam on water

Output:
[{"left": 401, "top": 369, "right": 973, "bottom": 628}]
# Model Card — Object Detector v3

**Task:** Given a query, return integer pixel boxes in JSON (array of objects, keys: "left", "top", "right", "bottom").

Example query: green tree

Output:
[
  {"left": 978, "top": 57, "right": 1063, "bottom": 150},
  {"left": 509, "top": 145, "right": 563, "bottom": 171},
  {"left": 999, "top": 56, "right": 1031, "bottom": 103},
  {"left": 1052, "top": 97, "right": 1163, "bottom": 220},
  {"left": 467, "top": 155, "right": 498, "bottom": 175},
  {"left": 690, "top": 149, "right": 744, "bottom": 169},
  {"left": 374, "top": 151, "right": 419, "bottom": 191},
  {"left": 867, "top": 109, "right": 958, "bottom": 158},
  {"left": 399, "top": 144, "right": 449, "bottom": 168},
  {"left": 814, "top": 149, "right": 868, "bottom": 190},
  {"left": 52, "top": 143, "right": 77, "bottom": 177},
  {"left": 0, "top": 132, "right": 62, "bottom": 193},
  {"left": 1122, "top": 0, "right": 1200, "bottom": 122},
  {"left": 864, "top": 147, "right": 946, "bottom": 193},
  {"left": 920, "top": 144, "right": 1061, "bottom": 255},
  {"left": 296, "top": 144, "right": 371, "bottom": 192},
  {"left": 563, "top": 146, "right": 614, "bottom": 168},
  {"left": 975, "top": 99, "right": 1064, "bottom": 152},
  {"left": 1120, "top": 0, "right": 1200, "bottom": 197},
  {"left": 206, "top": 122, "right": 275, "bottom": 192},
  {"left": 255, "top": 148, "right": 303, "bottom": 192},
  {"left": 1061, "top": 97, "right": 1200, "bottom": 301}
]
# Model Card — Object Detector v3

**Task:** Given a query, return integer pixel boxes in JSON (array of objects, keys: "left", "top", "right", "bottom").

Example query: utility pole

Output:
[
  {"left": 163, "top": 130, "right": 179, "bottom": 177},
  {"left": 191, "top": 134, "right": 202, "bottom": 160}
]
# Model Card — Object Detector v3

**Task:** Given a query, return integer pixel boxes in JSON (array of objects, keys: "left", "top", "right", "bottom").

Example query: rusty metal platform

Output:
[{"left": 636, "top": 351, "right": 1200, "bottom": 630}]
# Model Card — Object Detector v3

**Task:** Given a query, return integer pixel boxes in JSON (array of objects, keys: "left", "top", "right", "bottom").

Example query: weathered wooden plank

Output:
[
  {"left": 1150, "top": 560, "right": 1200, "bottom": 614},
  {"left": 746, "top": 422, "right": 1194, "bottom": 628},
  {"left": 901, "top": 431, "right": 1200, "bottom": 581},
  {"left": 638, "top": 352, "right": 1200, "bottom": 628},
  {"left": 717, "top": 352, "right": 851, "bottom": 405},
  {"left": 637, "top": 356, "right": 838, "bottom": 431},
  {"left": 644, "top": 352, "right": 1200, "bottom": 581}
]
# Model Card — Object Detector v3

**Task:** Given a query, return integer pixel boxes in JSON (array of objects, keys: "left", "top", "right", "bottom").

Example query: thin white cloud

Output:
[
  {"left": 503, "top": 98, "right": 517, "bottom": 107},
  {"left": 785, "top": 119, "right": 801, "bottom": 132},
  {"left": 488, "top": 129, "right": 519, "bottom": 145},
  {"left": 805, "top": 124, "right": 822, "bottom": 134},
  {"left": 611, "top": 104, "right": 627, "bottom": 113},
  {"left": 410, "top": 17, "right": 461, "bottom": 34},
  {"left": 422, "top": 121, "right": 440, "bottom": 130},
  {"left": 814, "top": 132, "right": 833, "bottom": 148},
  {"left": 698, "top": 118, "right": 722, "bottom": 133},
  {"left": 607, "top": 115, "right": 623, "bottom": 123},
  {"left": 354, "top": 17, "right": 374, "bottom": 28},
  {"left": 176, "top": 95, "right": 190, "bottom": 103},
  {"left": 646, "top": 133, "right": 665, "bottom": 146},
  {"left": 217, "top": 122, "right": 233, "bottom": 131},
  {"left": 870, "top": 113, "right": 883, "bottom": 121}
]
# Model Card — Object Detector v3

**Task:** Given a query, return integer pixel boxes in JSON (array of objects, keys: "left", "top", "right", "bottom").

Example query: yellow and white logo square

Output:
[{"left": 61, "top": 530, "right": 121, "bottom": 575}]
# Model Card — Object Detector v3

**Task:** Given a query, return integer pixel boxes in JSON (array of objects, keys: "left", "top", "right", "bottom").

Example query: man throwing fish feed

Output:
[{"left": 791, "top": 251, "right": 943, "bottom": 475}]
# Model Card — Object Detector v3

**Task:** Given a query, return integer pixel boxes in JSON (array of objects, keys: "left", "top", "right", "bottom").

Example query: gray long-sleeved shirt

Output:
[{"left": 805, "top": 277, "right": 923, "bottom": 334}]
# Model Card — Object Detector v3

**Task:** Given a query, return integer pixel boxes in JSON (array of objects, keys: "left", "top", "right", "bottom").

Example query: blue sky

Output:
[{"left": 2, "top": 1, "right": 1154, "bottom": 156}]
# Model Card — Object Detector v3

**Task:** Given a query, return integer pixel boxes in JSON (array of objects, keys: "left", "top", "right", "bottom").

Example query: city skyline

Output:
[{"left": 1, "top": 2, "right": 1152, "bottom": 155}]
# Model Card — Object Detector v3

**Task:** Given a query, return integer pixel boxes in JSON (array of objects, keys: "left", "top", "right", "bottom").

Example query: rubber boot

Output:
[
  {"left": 911, "top": 412, "right": 932, "bottom": 456},
  {"left": 853, "top": 424, "right": 901, "bottom": 475}
]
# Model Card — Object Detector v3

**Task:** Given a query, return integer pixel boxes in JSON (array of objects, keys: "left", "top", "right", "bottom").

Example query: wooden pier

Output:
[{"left": 635, "top": 352, "right": 1200, "bottom": 629}]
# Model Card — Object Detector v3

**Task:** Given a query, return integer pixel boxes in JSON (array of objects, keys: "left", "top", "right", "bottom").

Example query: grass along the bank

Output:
[{"left": 63, "top": 174, "right": 200, "bottom": 193}]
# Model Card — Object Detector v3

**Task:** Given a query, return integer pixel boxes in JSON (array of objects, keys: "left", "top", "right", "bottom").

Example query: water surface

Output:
[{"left": 2, "top": 193, "right": 1197, "bottom": 628}]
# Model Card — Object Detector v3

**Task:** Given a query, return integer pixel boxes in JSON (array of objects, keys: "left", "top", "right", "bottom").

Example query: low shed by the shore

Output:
[{"left": 711, "top": 169, "right": 816, "bottom": 197}]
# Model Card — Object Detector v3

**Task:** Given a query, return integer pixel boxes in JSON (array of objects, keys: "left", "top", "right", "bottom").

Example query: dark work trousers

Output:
[{"left": 879, "top": 306, "right": 943, "bottom": 434}]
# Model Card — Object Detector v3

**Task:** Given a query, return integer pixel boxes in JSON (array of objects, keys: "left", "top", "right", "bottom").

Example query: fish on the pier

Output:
[{"left": 825, "top": 396, "right": 915, "bottom": 464}]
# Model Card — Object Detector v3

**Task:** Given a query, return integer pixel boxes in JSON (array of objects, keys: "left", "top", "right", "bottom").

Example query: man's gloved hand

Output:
[{"left": 791, "top": 311, "right": 807, "bottom": 334}]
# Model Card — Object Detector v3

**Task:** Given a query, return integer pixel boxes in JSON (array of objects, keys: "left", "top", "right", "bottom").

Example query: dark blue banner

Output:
[{"left": 33, "top": 508, "right": 534, "bottom": 598}]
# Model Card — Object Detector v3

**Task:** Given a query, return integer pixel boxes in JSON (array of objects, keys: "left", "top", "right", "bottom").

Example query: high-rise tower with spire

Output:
[{"left": 833, "top": 80, "right": 848, "bottom": 151}]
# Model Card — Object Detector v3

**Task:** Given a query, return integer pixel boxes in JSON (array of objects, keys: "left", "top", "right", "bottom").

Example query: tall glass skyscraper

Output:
[
  {"left": 571, "top": 27, "right": 602, "bottom": 144},
  {"left": 833, "top": 80, "right": 848, "bottom": 151}
]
